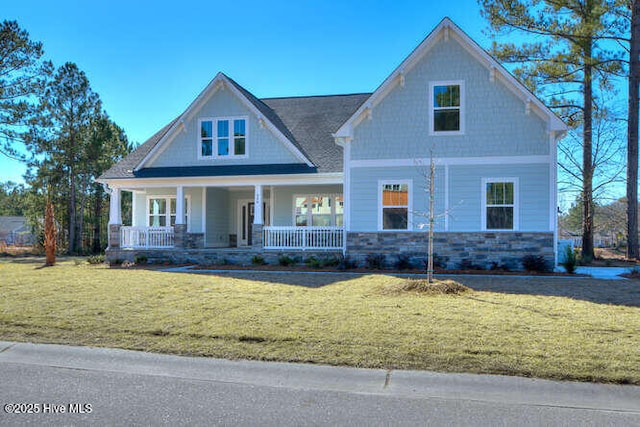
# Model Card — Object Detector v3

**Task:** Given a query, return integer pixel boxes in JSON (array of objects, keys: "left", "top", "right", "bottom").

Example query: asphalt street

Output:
[{"left": 0, "top": 341, "right": 639, "bottom": 426}]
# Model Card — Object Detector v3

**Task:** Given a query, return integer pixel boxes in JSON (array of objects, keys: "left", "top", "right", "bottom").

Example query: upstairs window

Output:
[
  {"left": 200, "top": 117, "right": 247, "bottom": 158},
  {"left": 483, "top": 179, "right": 517, "bottom": 230},
  {"left": 430, "top": 81, "right": 464, "bottom": 134}
]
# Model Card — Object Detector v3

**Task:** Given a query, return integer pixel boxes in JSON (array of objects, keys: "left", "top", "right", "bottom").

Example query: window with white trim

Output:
[
  {"left": 200, "top": 117, "right": 247, "bottom": 158},
  {"left": 148, "top": 196, "right": 189, "bottom": 228},
  {"left": 484, "top": 180, "right": 516, "bottom": 230},
  {"left": 294, "top": 194, "right": 343, "bottom": 227},
  {"left": 380, "top": 181, "right": 410, "bottom": 230},
  {"left": 430, "top": 81, "right": 464, "bottom": 134}
]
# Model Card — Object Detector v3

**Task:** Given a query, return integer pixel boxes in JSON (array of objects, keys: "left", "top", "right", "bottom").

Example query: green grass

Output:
[{"left": 1, "top": 257, "right": 639, "bottom": 384}]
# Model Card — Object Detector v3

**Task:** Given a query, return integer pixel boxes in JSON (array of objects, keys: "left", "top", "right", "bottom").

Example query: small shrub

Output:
[
  {"left": 560, "top": 246, "right": 578, "bottom": 274},
  {"left": 365, "top": 253, "right": 386, "bottom": 269},
  {"left": 489, "top": 261, "right": 511, "bottom": 272},
  {"left": 305, "top": 256, "right": 322, "bottom": 268},
  {"left": 394, "top": 254, "right": 412, "bottom": 270},
  {"left": 458, "top": 259, "right": 484, "bottom": 271},
  {"left": 337, "top": 255, "right": 358, "bottom": 270},
  {"left": 87, "top": 254, "right": 105, "bottom": 264},
  {"left": 278, "top": 255, "right": 298, "bottom": 266},
  {"left": 251, "top": 255, "right": 266, "bottom": 265},
  {"left": 134, "top": 255, "right": 148, "bottom": 265},
  {"left": 521, "top": 254, "right": 551, "bottom": 273},
  {"left": 321, "top": 256, "right": 340, "bottom": 267},
  {"left": 424, "top": 253, "right": 449, "bottom": 271},
  {"left": 627, "top": 267, "right": 640, "bottom": 279},
  {"left": 110, "top": 258, "right": 124, "bottom": 267}
]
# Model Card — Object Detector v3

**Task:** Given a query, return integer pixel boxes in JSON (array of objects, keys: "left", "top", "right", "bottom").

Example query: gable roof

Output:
[
  {"left": 99, "top": 86, "right": 370, "bottom": 179},
  {"left": 334, "top": 17, "right": 567, "bottom": 139},
  {"left": 262, "top": 93, "right": 370, "bottom": 172},
  {"left": 135, "top": 72, "right": 314, "bottom": 171}
]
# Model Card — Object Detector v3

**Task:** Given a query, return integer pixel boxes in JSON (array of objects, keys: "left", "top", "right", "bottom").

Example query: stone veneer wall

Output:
[
  {"left": 105, "top": 247, "right": 342, "bottom": 266},
  {"left": 186, "top": 233, "right": 204, "bottom": 249},
  {"left": 346, "top": 231, "right": 555, "bottom": 270}
]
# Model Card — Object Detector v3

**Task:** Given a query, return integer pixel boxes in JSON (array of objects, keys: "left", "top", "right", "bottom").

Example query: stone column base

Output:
[
  {"left": 174, "top": 224, "right": 187, "bottom": 248},
  {"left": 251, "top": 224, "right": 263, "bottom": 248},
  {"left": 108, "top": 224, "right": 122, "bottom": 249}
]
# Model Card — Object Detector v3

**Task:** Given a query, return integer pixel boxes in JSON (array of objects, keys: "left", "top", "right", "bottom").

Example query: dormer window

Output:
[
  {"left": 199, "top": 117, "right": 247, "bottom": 158},
  {"left": 429, "top": 81, "right": 464, "bottom": 135}
]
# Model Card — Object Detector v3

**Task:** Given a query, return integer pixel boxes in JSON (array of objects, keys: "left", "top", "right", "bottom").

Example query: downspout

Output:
[{"left": 550, "top": 130, "right": 559, "bottom": 270}]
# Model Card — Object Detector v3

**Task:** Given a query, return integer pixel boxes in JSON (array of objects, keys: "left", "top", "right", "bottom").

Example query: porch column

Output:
[
  {"left": 175, "top": 186, "right": 185, "bottom": 225},
  {"left": 174, "top": 185, "right": 187, "bottom": 248},
  {"left": 109, "top": 187, "right": 121, "bottom": 225},
  {"left": 108, "top": 187, "right": 121, "bottom": 249},
  {"left": 252, "top": 184, "right": 263, "bottom": 247}
]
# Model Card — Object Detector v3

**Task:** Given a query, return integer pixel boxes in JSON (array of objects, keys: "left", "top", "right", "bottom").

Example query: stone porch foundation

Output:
[
  {"left": 106, "top": 231, "right": 554, "bottom": 271},
  {"left": 105, "top": 247, "right": 342, "bottom": 266}
]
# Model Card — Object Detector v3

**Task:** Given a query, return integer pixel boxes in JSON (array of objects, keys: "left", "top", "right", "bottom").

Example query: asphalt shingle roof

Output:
[{"left": 99, "top": 75, "right": 371, "bottom": 180}]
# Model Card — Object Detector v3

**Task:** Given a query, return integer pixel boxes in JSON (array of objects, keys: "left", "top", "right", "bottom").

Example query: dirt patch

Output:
[{"left": 382, "top": 279, "right": 471, "bottom": 295}]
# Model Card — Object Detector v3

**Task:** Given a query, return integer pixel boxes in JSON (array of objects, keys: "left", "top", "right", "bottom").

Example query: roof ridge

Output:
[{"left": 260, "top": 92, "right": 373, "bottom": 101}]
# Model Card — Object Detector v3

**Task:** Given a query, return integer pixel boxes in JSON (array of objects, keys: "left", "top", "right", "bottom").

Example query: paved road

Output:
[{"left": 0, "top": 341, "right": 639, "bottom": 426}]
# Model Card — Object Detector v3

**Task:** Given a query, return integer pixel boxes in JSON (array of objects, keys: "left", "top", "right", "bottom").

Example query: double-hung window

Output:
[
  {"left": 148, "top": 196, "right": 189, "bottom": 229},
  {"left": 294, "top": 194, "right": 343, "bottom": 227},
  {"left": 200, "top": 117, "right": 247, "bottom": 158},
  {"left": 430, "top": 81, "right": 464, "bottom": 134},
  {"left": 483, "top": 179, "right": 517, "bottom": 230},
  {"left": 380, "top": 181, "right": 411, "bottom": 230}
]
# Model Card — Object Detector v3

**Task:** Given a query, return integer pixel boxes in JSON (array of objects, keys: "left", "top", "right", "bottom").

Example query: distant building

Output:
[{"left": 0, "top": 216, "right": 34, "bottom": 246}]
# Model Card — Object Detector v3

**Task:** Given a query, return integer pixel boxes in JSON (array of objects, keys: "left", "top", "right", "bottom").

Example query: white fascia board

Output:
[
  {"left": 334, "top": 21, "right": 447, "bottom": 140},
  {"left": 135, "top": 74, "right": 227, "bottom": 171},
  {"left": 136, "top": 73, "right": 314, "bottom": 171},
  {"left": 349, "top": 155, "right": 552, "bottom": 168},
  {"left": 101, "top": 172, "right": 343, "bottom": 189},
  {"left": 445, "top": 23, "right": 567, "bottom": 133},
  {"left": 334, "top": 17, "right": 567, "bottom": 140},
  {"left": 219, "top": 75, "right": 314, "bottom": 167}
]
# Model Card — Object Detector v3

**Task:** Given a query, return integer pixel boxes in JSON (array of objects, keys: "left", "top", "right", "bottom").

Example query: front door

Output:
[{"left": 238, "top": 200, "right": 270, "bottom": 246}]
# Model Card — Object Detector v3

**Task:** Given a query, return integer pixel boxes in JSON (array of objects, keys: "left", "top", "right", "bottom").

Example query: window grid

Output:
[{"left": 199, "top": 117, "right": 247, "bottom": 158}]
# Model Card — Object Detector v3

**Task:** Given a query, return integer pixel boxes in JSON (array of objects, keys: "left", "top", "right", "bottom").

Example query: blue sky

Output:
[{"left": 2, "top": 0, "right": 490, "bottom": 183}]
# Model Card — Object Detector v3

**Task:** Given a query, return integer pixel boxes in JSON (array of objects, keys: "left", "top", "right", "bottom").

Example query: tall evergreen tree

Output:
[
  {"left": 626, "top": 0, "right": 640, "bottom": 258},
  {"left": 0, "top": 20, "right": 51, "bottom": 160},
  {"left": 480, "top": 0, "right": 623, "bottom": 261},
  {"left": 30, "top": 62, "right": 102, "bottom": 254}
]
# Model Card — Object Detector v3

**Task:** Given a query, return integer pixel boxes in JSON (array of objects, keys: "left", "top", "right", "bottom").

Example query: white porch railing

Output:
[
  {"left": 263, "top": 226, "right": 343, "bottom": 250},
  {"left": 121, "top": 226, "right": 174, "bottom": 248}
]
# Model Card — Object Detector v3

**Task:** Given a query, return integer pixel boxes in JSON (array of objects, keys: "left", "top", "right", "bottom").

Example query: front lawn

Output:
[{"left": 1, "top": 258, "right": 639, "bottom": 384}]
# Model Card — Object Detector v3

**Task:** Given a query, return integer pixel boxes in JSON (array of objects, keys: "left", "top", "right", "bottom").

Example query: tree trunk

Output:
[
  {"left": 92, "top": 184, "right": 103, "bottom": 253},
  {"left": 44, "top": 200, "right": 56, "bottom": 266},
  {"left": 427, "top": 155, "right": 435, "bottom": 283},
  {"left": 581, "top": 38, "right": 595, "bottom": 262},
  {"left": 628, "top": 0, "right": 640, "bottom": 260},
  {"left": 68, "top": 171, "right": 77, "bottom": 254},
  {"left": 77, "top": 175, "right": 87, "bottom": 253}
]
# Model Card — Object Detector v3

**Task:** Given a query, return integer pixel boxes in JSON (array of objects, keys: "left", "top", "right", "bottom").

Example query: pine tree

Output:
[
  {"left": 0, "top": 20, "right": 51, "bottom": 160},
  {"left": 480, "top": 0, "right": 623, "bottom": 262}
]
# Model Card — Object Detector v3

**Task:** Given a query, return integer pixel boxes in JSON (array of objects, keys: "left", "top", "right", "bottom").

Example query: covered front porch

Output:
[{"left": 107, "top": 181, "right": 344, "bottom": 257}]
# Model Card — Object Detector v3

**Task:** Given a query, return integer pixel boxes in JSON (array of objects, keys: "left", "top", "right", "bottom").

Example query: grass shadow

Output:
[
  {"left": 178, "top": 270, "right": 366, "bottom": 288},
  {"left": 448, "top": 275, "right": 640, "bottom": 307}
]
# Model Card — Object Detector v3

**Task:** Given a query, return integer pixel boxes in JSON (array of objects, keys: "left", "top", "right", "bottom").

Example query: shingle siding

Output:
[{"left": 350, "top": 37, "right": 549, "bottom": 161}]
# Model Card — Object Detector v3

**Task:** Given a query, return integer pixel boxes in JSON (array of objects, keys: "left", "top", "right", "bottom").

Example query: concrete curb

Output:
[{"left": 0, "top": 341, "right": 638, "bottom": 413}]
